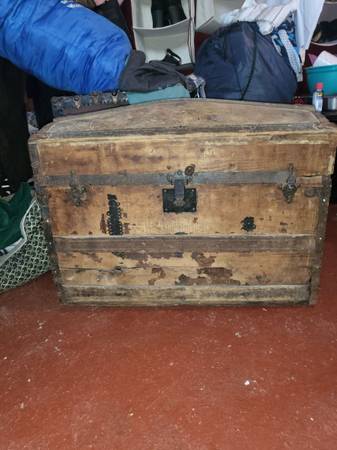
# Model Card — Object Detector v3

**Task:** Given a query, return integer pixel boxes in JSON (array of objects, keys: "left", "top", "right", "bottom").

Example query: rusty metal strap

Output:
[
  {"left": 42, "top": 169, "right": 293, "bottom": 187},
  {"left": 54, "top": 235, "right": 315, "bottom": 253}
]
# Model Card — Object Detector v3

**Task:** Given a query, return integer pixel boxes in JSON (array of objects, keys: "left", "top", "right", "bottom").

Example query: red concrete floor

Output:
[{"left": 1, "top": 212, "right": 337, "bottom": 450}]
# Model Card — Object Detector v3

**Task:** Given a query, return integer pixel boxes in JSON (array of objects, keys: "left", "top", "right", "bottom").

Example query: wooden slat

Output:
[
  {"left": 61, "top": 284, "right": 310, "bottom": 306},
  {"left": 58, "top": 249, "right": 311, "bottom": 270},
  {"left": 36, "top": 138, "right": 336, "bottom": 178},
  {"left": 47, "top": 185, "right": 321, "bottom": 236},
  {"left": 54, "top": 235, "right": 315, "bottom": 253},
  {"left": 59, "top": 250, "right": 311, "bottom": 286}
]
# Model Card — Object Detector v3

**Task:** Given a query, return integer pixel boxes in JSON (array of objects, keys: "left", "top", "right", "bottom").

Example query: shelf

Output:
[
  {"left": 131, "top": 0, "right": 190, "bottom": 29},
  {"left": 133, "top": 25, "right": 193, "bottom": 63},
  {"left": 196, "top": 0, "right": 245, "bottom": 34},
  {"left": 131, "top": 0, "right": 194, "bottom": 64},
  {"left": 133, "top": 17, "right": 191, "bottom": 37}
]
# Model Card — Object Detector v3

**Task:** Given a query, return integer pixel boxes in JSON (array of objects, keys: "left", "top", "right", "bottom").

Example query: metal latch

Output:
[
  {"left": 69, "top": 171, "right": 87, "bottom": 207},
  {"left": 280, "top": 164, "right": 299, "bottom": 204},
  {"left": 163, "top": 166, "right": 197, "bottom": 213}
]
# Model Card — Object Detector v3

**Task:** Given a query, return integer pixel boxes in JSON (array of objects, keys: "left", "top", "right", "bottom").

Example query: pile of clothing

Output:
[
  {"left": 1, "top": 0, "right": 325, "bottom": 112},
  {"left": 0, "top": 0, "right": 326, "bottom": 105}
]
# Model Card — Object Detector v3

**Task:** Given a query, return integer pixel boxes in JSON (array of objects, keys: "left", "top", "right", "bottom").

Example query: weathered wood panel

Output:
[
  {"left": 47, "top": 185, "right": 321, "bottom": 236},
  {"left": 62, "top": 284, "right": 310, "bottom": 307},
  {"left": 36, "top": 139, "right": 336, "bottom": 178},
  {"left": 59, "top": 250, "right": 312, "bottom": 286},
  {"left": 36, "top": 99, "right": 330, "bottom": 138}
]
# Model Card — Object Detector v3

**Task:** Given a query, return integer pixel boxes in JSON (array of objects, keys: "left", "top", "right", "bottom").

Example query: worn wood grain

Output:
[
  {"left": 34, "top": 99, "right": 331, "bottom": 139},
  {"left": 62, "top": 284, "right": 310, "bottom": 306},
  {"left": 36, "top": 139, "right": 336, "bottom": 178},
  {"left": 47, "top": 184, "right": 321, "bottom": 236}
]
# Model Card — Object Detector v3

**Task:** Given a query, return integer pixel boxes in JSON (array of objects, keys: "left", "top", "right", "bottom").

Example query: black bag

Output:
[{"left": 194, "top": 22, "right": 297, "bottom": 104}]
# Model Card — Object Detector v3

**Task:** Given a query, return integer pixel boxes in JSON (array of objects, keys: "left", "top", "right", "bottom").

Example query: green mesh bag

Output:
[{"left": 0, "top": 193, "right": 51, "bottom": 293}]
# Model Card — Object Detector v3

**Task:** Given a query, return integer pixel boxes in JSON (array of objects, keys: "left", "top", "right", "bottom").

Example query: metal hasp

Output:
[
  {"left": 163, "top": 166, "right": 197, "bottom": 213},
  {"left": 68, "top": 172, "right": 87, "bottom": 207},
  {"left": 280, "top": 164, "right": 299, "bottom": 203}
]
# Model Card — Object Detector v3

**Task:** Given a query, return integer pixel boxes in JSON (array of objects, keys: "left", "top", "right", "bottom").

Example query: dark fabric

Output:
[
  {"left": 0, "top": 58, "right": 32, "bottom": 191},
  {"left": 313, "top": 19, "right": 337, "bottom": 44},
  {"left": 96, "top": 0, "right": 131, "bottom": 41},
  {"left": 151, "top": 0, "right": 186, "bottom": 28},
  {"left": 194, "top": 22, "right": 298, "bottom": 104},
  {"left": 74, "top": 0, "right": 96, "bottom": 9},
  {"left": 26, "top": 77, "right": 70, "bottom": 129},
  {"left": 0, "top": 182, "right": 32, "bottom": 249},
  {"left": 119, "top": 50, "right": 187, "bottom": 92}
]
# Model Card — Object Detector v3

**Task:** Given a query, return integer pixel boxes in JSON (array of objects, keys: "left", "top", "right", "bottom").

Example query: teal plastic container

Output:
[{"left": 306, "top": 65, "right": 337, "bottom": 95}]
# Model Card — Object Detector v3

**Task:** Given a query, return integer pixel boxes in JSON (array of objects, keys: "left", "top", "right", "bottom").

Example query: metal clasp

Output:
[
  {"left": 163, "top": 166, "right": 197, "bottom": 213},
  {"left": 280, "top": 164, "right": 299, "bottom": 204},
  {"left": 167, "top": 170, "right": 191, "bottom": 207}
]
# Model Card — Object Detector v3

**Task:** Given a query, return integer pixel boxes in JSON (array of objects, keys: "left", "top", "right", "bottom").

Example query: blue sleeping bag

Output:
[{"left": 0, "top": 0, "right": 131, "bottom": 94}]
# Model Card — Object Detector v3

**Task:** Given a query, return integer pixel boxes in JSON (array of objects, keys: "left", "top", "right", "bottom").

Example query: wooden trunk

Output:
[{"left": 29, "top": 99, "right": 337, "bottom": 306}]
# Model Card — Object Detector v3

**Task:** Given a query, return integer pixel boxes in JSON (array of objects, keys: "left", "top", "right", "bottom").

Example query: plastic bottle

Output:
[{"left": 312, "top": 82, "right": 324, "bottom": 112}]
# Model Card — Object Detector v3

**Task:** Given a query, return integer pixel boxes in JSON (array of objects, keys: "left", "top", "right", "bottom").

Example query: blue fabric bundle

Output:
[{"left": 0, "top": 0, "right": 131, "bottom": 94}]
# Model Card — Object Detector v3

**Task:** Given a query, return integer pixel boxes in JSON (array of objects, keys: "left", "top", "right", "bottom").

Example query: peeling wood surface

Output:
[
  {"left": 62, "top": 284, "right": 310, "bottom": 307},
  {"left": 47, "top": 185, "right": 321, "bottom": 236},
  {"left": 59, "top": 250, "right": 312, "bottom": 287},
  {"left": 57, "top": 249, "right": 311, "bottom": 270}
]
